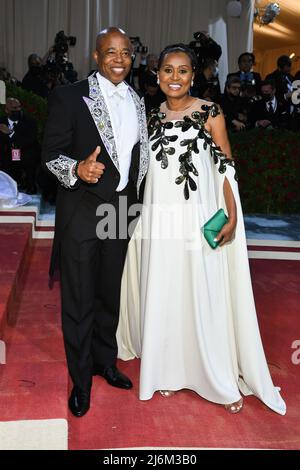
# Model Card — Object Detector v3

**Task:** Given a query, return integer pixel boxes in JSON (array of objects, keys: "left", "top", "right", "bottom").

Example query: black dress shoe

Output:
[
  {"left": 94, "top": 365, "right": 133, "bottom": 390},
  {"left": 68, "top": 386, "right": 90, "bottom": 417}
]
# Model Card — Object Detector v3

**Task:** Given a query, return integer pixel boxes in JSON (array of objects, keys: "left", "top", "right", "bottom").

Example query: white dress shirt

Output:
[
  {"left": 97, "top": 73, "right": 139, "bottom": 191},
  {"left": 7, "top": 118, "right": 18, "bottom": 138}
]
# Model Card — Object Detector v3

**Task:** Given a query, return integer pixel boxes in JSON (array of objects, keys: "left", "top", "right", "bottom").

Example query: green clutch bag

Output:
[{"left": 202, "top": 208, "right": 228, "bottom": 249}]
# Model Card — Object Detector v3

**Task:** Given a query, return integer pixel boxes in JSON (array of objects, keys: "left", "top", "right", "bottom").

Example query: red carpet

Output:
[
  {"left": 0, "top": 225, "right": 299, "bottom": 449},
  {"left": 0, "top": 224, "right": 32, "bottom": 337},
  {"left": 0, "top": 235, "right": 68, "bottom": 425}
]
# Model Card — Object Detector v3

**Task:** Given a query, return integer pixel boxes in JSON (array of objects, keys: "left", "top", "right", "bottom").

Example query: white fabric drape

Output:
[{"left": 0, "top": 0, "right": 254, "bottom": 87}]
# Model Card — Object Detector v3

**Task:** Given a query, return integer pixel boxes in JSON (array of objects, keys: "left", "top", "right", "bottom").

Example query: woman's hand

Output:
[{"left": 215, "top": 219, "right": 237, "bottom": 247}]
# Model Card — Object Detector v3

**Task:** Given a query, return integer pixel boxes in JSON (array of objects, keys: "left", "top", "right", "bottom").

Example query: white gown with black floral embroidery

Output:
[{"left": 117, "top": 99, "right": 286, "bottom": 415}]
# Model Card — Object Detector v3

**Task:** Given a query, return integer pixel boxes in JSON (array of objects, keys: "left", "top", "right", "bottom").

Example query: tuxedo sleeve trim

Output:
[{"left": 46, "top": 154, "right": 79, "bottom": 189}]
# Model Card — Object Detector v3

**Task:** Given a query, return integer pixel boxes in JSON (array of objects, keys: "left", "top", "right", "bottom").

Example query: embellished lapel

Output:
[
  {"left": 83, "top": 75, "right": 149, "bottom": 197},
  {"left": 128, "top": 88, "right": 149, "bottom": 198},
  {"left": 84, "top": 74, "right": 119, "bottom": 171}
]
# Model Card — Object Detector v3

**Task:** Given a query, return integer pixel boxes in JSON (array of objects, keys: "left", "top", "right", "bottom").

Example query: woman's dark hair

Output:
[{"left": 158, "top": 43, "right": 197, "bottom": 71}]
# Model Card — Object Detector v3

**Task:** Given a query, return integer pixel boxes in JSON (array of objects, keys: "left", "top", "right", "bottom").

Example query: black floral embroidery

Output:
[
  {"left": 148, "top": 104, "right": 237, "bottom": 200},
  {"left": 149, "top": 113, "right": 178, "bottom": 169}
]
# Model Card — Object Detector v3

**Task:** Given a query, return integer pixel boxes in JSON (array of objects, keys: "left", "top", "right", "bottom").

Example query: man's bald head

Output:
[{"left": 96, "top": 27, "right": 132, "bottom": 53}]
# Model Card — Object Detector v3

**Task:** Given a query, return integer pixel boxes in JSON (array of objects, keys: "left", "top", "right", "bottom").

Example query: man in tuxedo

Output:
[
  {"left": 266, "top": 55, "right": 294, "bottom": 112},
  {"left": 220, "top": 77, "right": 249, "bottom": 132},
  {"left": 249, "top": 80, "right": 289, "bottom": 129},
  {"left": 0, "top": 97, "right": 39, "bottom": 193},
  {"left": 42, "top": 27, "right": 148, "bottom": 417},
  {"left": 227, "top": 52, "right": 261, "bottom": 96}
]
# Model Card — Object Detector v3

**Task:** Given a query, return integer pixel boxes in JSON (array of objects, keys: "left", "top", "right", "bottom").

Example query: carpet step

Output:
[{"left": 0, "top": 224, "right": 32, "bottom": 347}]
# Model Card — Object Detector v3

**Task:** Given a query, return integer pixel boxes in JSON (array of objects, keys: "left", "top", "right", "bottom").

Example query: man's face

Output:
[
  {"left": 93, "top": 32, "right": 133, "bottom": 85},
  {"left": 261, "top": 85, "right": 275, "bottom": 101},
  {"left": 29, "top": 57, "right": 42, "bottom": 76},
  {"left": 147, "top": 55, "right": 158, "bottom": 71},
  {"left": 31, "top": 57, "right": 42, "bottom": 68},
  {"left": 239, "top": 55, "right": 253, "bottom": 72},
  {"left": 5, "top": 99, "right": 22, "bottom": 120},
  {"left": 228, "top": 83, "right": 241, "bottom": 97},
  {"left": 282, "top": 64, "right": 291, "bottom": 74}
]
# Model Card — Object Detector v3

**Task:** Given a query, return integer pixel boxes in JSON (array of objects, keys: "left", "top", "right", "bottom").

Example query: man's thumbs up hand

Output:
[
  {"left": 77, "top": 146, "right": 105, "bottom": 184},
  {"left": 87, "top": 146, "right": 101, "bottom": 162}
]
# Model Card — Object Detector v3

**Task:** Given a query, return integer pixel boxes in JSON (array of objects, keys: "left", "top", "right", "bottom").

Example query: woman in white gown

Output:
[{"left": 117, "top": 44, "right": 286, "bottom": 415}]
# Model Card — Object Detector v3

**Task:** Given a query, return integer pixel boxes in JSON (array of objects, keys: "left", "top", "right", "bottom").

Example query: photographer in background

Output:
[
  {"left": 138, "top": 53, "right": 158, "bottom": 93},
  {"left": 189, "top": 31, "right": 221, "bottom": 102},
  {"left": 189, "top": 31, "right": 222, "bottom": 65},
  {"left": 0, "top": 97, "right": 39, "bottom": 194},
  {"left": 127, "top": 36, "right": 148, "bottom": 89},
  {"left": 142, "top": 72, "right": 165, "bottom": 115},
  {"left": 22, "top": 32, "right": 78, "bottom": 99},
  {"left": 192, "top": 58, "right": 221, "bottom": 102},
  {"left": 227, "top": 53, "right": 261, "bottom": 96},
  {"left": 46, "top": 31, "right": 78, "bottom": 85},
  {"left": 22, "top": 54, "right": 50, "bottom": 99}
]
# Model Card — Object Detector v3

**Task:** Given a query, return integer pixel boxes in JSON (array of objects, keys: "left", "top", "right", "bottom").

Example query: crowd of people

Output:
[{"left": 0, "top": 32, "right": 299, "bottom": 200}]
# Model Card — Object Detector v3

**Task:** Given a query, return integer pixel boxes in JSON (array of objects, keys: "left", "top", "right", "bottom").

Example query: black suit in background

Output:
[
  {"left": 219, "top": 94, "right": 249, "bottom": 131},
  {"left": 0, "top": 114, "right": 39, "bottom": 191},
  {"left": 249, "top": 97, "right": 289, "bottom": 129},
  {"left": 42, "top": 75, "right": 148, "bottom": 392},
  {"left": 265, "top": 69, "right": 294, "bottom": 103},
  {"left": 22, "top": 70, "right": 50, "bottom": 99}
]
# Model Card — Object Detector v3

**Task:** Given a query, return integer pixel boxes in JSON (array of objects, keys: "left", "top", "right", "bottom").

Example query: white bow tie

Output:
[{"left": 107, "top": 82, "right": 128, "bottom": 99}]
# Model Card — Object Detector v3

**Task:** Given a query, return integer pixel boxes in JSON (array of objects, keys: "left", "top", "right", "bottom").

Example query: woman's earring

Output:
[
  {"left": 157, "top": 77, "right": 160, "bottom": 85},
  {"left": 191, "top": 80, "right": 194, "bottom": 87}
]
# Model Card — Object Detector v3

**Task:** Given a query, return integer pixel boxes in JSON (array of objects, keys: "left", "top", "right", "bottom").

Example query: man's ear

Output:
[{"left": 93, "top": 50, "right": 98, "bottom": 63}]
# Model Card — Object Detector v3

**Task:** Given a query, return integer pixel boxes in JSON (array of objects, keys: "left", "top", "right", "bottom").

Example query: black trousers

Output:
[{"left": 60, "top": 182, "right": 138, "bottom": 391}]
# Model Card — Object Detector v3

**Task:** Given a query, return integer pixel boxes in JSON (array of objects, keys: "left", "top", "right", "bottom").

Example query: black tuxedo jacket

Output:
[
  {"left": 0, "top": 114, "right": 38, "bottom": 171},
  {"left": 42, "top": 75, "right": 149, "bottom": 273},
  {"left": 249, "top": 98, "right": 289, "bottom": 128},
  {"left": 265, "top": 70, "right": 294, "bottom": 103}
]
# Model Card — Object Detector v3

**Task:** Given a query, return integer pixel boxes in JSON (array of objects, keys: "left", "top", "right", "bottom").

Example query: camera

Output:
[
  {"left": 189, "top": 30, "right": 222, "bottom": 70},
  {"left": 45, "top": 30, "right": 78, "bottom": 83},
  {"left": 53, "top": 31, "right": 76, "bottom": 70},
  {"left": 193, "top": 31, "right": 210, "bottom": 44},
  {"left": 130, "top": 37, "right": 148, "bottom": 55},
  {"left": 54, "top": 31, "right": 76, "bottom": 56}
]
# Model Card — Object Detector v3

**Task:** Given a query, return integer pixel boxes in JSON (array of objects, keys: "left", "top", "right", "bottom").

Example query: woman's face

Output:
[{"left": 158, "top": 52, "right": 194, "bottom": 99}]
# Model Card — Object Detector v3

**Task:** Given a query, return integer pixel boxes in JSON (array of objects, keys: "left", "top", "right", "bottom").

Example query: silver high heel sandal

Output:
[
  {"left": 159, "top": 390, "right": 176, "bottom": 397},
  {"left": 224, "top": 398, "right": 243, "bottom": 413}
]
